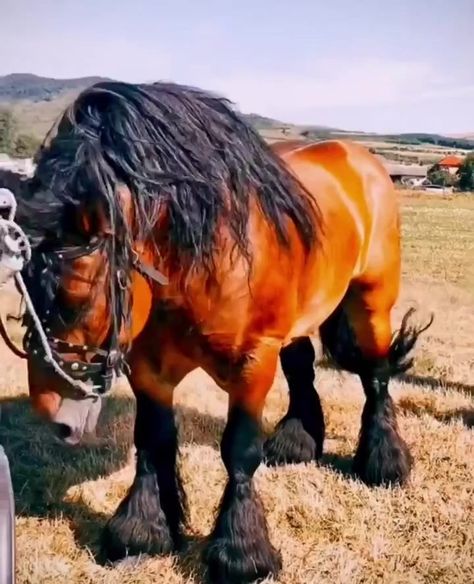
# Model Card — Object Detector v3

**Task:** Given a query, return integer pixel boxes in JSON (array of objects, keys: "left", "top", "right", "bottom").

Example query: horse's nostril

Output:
[{"left": 54, "top": 423, "right": 72, "bottom": 440}]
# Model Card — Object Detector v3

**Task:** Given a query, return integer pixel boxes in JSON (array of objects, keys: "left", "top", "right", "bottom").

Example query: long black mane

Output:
[{"left": 21, "top": 80, "right": 322, "bottom": 272}]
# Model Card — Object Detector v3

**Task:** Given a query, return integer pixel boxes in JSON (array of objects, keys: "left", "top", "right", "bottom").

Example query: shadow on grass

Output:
[
  {"left": 399, "top": 373, "right": 474, "bottom": 398},
  {"left": 398, "top": 395, "right": 473, "bottom": 429},
  {"left": 0, "top": 392, "right": 226, "bottom": 581},
  {"left": 317, "top": 359, "right": 474, "bottom": 397}
]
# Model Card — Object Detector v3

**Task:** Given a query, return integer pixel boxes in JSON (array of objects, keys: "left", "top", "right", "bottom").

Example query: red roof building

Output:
[
  {"left": 437, "top": 155, "right": 464, "bottom": 175},
  {"left": 438, "top": 155, "right": 464, "bottom": 168}
]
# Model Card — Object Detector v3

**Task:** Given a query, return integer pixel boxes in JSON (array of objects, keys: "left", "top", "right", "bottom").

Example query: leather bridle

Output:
[
  {"left": 20, "top": 235, "right": 168, "bottom": 398},
  {"left": 0, "top": 187, "right": 168, "bottom": 399}
]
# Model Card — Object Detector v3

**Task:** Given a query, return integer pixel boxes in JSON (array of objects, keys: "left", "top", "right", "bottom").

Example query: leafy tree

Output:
[
  {"left": 13, "top": 133, "right": 41, "bottom": 158},
  {"left": 0, "top": 108, "right": 16, "bottom": 153},
  {"left": 458, "top": 154, "right": 474, "bottom": 192},
  {"left": 427, "top": 163, "right": 457, "bottom": 187}
]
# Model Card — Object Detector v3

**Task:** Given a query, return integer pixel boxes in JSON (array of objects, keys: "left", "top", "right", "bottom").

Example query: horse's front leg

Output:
[
  {"left": 204, "top": 345, "right": 282, "bottom": 584},
  {"left": 101, "top": 377, "right": 187, "bottom": 562}
]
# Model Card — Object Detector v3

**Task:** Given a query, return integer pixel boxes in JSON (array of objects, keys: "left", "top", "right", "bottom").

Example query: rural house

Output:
[
  {"left": 382, "top": 162, "right": 429, "bottom": 187},
  {"left": 437, "top": 155, "right": 464, "bottom": 175}
]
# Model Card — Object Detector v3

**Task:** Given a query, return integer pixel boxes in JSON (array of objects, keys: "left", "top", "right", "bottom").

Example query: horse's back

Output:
[{"left": 280, "top": 139, "right": 399, "bottom": 280}]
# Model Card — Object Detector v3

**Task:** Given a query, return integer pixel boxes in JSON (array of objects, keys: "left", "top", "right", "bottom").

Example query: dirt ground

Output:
[{"left": 0, "top": 192, "right": 473, "bottom": 583}]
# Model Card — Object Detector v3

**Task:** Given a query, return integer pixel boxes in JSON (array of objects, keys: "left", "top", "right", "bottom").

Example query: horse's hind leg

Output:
[
  {"left": 264, "top": 336, "right": 325, "bottom": 465},
  {"left": 320, "top": 284, "right": 431, "bottom": 486}
]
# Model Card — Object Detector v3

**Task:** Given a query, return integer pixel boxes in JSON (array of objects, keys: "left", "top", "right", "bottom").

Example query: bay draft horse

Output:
[{"left": 14, "top": 81, "right": 431, "bottom": 583}]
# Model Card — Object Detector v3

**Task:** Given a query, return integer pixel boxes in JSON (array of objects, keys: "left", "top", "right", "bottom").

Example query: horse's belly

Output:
[
  {"left": 285, "top": 285, "right": 347, "bottom": 342},
  {"left": 284, "top": 233, "right": 361, "bottom": 344}
]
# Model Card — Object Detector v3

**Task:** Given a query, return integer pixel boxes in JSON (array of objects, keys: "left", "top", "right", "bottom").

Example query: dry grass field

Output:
[{"left": 0, "top": 192, "right": 473, "bottom": 583}]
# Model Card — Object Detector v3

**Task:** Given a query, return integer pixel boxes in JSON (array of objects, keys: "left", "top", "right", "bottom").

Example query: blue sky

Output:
[{"left": 2, "top": 0, "right": 473, "bottom": 133}]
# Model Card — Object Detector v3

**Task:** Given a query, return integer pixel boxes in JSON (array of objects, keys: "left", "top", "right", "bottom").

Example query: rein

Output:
[{"left": 0, "top": 188, "right": 168, "bottom": 399}]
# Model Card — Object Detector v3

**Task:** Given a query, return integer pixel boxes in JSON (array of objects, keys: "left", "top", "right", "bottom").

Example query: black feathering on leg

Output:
[
  {"left": 204, "top": 406, "right": 282, "bottom": 584},
  {"left": 353, "top": 393, "right": 413, "bottom": 486},
  {"left": 264, "top": 417, "right": 317, "bottom": 465},
  {"left": 101, "top": 450, "right": 175, "bottom": 562},
  {"left": 264, "top": 337, "right": 325, "bottom": 466},
  {"left": 101, "top": 392, "right": 187, "bottom": 563},
  {"left": 204, "top": 481, "right": 282, "bottom": 584}
]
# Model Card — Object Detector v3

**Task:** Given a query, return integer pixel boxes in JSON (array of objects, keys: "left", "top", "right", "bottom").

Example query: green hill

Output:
[
  {"left": 0, "top": 73, "right": 110, "bottom": 103},
  {"left": 1, "top": 73, "right": 473, "bottom": 150}
]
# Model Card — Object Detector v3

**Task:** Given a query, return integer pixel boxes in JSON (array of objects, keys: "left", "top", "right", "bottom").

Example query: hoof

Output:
[
  {"left": 101, "top": 475, "right": 177, "bottom": 563},
  {"left": 264, "top": 417, "right": 319, "bottom": 466},
  {"left": 204, "top": 534, "right": 282, "bottom": 584},
  {"left": 101, "top": 505, "right": 175, "bottom": 563},
  {"left": 204, "top": 481, "right": 282, "bottom": 583},
  {"left": 353, "top": 430, "right": 413, "bottom": 487}
]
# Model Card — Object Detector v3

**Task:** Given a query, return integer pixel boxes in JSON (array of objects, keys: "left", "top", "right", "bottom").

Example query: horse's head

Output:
[{"left": 19, "top": 178, "right": 155, "bottom": 445}]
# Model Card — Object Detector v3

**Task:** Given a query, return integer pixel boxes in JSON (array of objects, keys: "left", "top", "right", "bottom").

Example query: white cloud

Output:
[{"left": 206, "top": 58, "right": 474, "bottom": 122}]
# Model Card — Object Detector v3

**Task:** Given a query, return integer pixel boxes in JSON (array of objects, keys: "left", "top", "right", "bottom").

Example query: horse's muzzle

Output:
[{"left": 51, "top": 394, "right": 103, "bottom": 445}]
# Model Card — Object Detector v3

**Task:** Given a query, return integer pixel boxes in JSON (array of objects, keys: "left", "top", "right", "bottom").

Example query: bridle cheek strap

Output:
[{"left": 133, "top": 256, "right": 169, "bottom": 285}]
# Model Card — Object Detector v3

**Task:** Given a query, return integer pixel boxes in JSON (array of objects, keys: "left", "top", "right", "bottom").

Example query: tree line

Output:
[{"left": 0, "top": 108, "right": 41, "bottom": 158}]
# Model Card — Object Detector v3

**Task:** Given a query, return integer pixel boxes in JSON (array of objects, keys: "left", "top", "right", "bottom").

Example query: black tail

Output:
[
  {"left": 388, "top": 308, "right": 434, "bottom": 375},
  {"left": 319, "top": 305, "right": 434, "bottom": 377}
]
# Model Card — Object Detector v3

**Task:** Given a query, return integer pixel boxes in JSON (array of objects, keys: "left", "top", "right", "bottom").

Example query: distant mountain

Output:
[
  {"left": 0, "top": 73, "right": 473, "bottom": 149},
  {"left": 446, "top": 132, "right": 474, "bottom": 141},
  {"left": 0, "top": 73, "right": 110, "bottom": 102},
  {"left": 244, "top": 112, "right": 337, "bottom": 133},
  {"left": 243, "top": 113, "right": 287, "bottom": 130}
]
